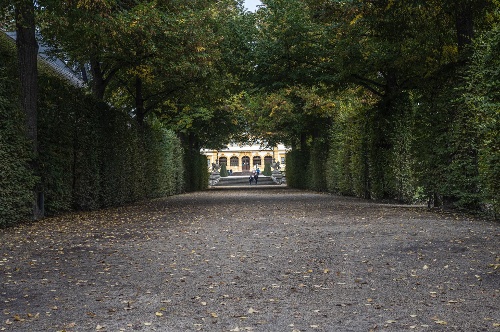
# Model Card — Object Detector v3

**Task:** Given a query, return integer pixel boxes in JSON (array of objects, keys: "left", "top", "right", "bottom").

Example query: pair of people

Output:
[{"left": 249, "top": 172, "right": 259, "bottom": 185}]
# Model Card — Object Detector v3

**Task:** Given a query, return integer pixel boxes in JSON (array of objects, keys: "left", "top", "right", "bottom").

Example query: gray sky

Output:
[{"left": 243, "top": 0, "right": 262, "bottom": 12}]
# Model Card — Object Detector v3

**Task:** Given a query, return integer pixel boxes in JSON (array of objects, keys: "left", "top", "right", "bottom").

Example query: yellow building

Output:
[{"left": 201, "top": 143, "right": 288, "bottom": 173}]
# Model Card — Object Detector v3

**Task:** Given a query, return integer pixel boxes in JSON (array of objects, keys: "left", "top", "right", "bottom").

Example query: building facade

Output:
[{"left": 202, "top": 143, "right": 288, "bottom": 173}]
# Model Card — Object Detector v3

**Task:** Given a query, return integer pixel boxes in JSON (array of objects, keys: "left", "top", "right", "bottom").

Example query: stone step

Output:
[{"left": 214, "top": 175, "right": 276, "bottom": 186}]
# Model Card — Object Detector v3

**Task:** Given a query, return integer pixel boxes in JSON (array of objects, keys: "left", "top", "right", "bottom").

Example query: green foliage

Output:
[
  {"left": 220, "top": 163, "right": 228, "bottom": 177},
  {"left": 285, "top": 149, "right": 309, "bottom": 189},
  {"left": 144, "top": 125, "right": 184, "bottom": 198},
  {"left": 461, "top": 18, "right": 500, "bottom": 215},
  {"left": 183, "top": 148, "right": 208, "bottom": 192},
  {"left": 326, "top": 90, "right": 370, "bottom": 198},
  {"left": 262, "top": 162, "right": 272, "bottom": 176},
  {"left": 0, "top": 35, "right": 36, "bottom": 227},
  {"left": 307, "top": 139, "right": 328, "bottom": 192},
  {"left": 2, "top": 0, "right": 499, "bottom": 223},
  {"left": 1, "top": 33, "right": 187, "bottom": 225},
  {"left": 366, "top": 93, "right": 417, "bottom": 202},
  {"left": 249, "top": 0, "right": 498, "bottom": 217},
  {"left": 0, "top": 71, "right": 36, "bottom": 227}
]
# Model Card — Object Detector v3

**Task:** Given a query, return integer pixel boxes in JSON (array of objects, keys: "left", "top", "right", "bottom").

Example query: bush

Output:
[
  {"left": 263, "top": 162, "right": 272, "bottom": 176},
  {"left": 220, "top": 163, "right": 228, "bottom": 177}
]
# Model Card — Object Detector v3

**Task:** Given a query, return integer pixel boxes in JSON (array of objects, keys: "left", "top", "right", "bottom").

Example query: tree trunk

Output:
[
  {"left": 90, "top": 58, "right": 106, "bottom": 100},
  {"left": 15, "top": 0, "right": 43, "bottom": 219},
  {"left": 16, "top": 1, "right": 38, "bottom": 156}
]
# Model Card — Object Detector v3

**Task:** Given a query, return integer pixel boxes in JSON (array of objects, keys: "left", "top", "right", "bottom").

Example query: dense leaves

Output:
[
  {"left": 1, "top": 32, "right": 186, "bottom": 225},
  {"left": 249, "top": 0, "right": 499, "bottom": 216},
  {"left": 0, "top": 69, "right": 36, "bottom": 227},
  {"left": 1, "top": 0, "right": 499, "bottom": 224}
]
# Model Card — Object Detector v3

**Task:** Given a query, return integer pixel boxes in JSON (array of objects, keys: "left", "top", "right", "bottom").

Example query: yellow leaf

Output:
[
  {"left": 435, "top": 320, "right": 447, "bottom": 325},
  {"left": 210, "top": 312, "right": 218, "bottom": 318},
  {"left": 350, "top": 14, "right": 363, "bottom": 25},
  {"left": 155, "top": 312, "right": 163, "bottom": 317}
]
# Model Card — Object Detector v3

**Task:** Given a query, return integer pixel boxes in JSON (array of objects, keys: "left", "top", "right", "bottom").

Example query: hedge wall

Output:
[
  {"left": 1, "top": 33, "right": 188, "bottom": 227},
  {"left": 0, "top": 72, "right": 37, "bottom": 227}
]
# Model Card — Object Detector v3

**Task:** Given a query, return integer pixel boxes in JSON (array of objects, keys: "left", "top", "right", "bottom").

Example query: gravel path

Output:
[{"left": 1, "top": 187, "right": 499, "bottom": 331}]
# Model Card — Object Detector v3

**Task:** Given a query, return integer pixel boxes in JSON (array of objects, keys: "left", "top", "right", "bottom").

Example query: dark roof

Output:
[{"left": 4, "top": 31, "right": 85, "bottom": 87}]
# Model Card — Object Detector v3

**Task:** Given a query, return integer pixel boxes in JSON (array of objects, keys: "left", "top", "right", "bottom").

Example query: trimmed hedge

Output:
[
  {"left": 220, "top": 163, "right": 228, "bottom": 177},
  {"left": 0, "top": 72, "right": 37, "bottom": 227},
  {"left": 183, "top": 148, "right": 208, "bottom": 192},
  {"left": 262, "top": 162, "right": 272, "bottom": 176},
  {"left": 1, "top": 33, "right": 190, "bottom": 226}
]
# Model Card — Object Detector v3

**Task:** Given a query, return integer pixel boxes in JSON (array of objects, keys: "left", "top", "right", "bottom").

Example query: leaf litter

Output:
[{"left": 0, "top": 189, "right": 498, "bottom": 331}]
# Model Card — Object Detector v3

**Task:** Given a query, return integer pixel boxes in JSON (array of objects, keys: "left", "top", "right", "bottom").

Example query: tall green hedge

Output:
[
  {"left": 0, "top": 72, "right": 37, "bottom": 227},
  {"left": 183, "top": 148, "right": 208, "bottom": 192},
  {"left": 326, "top": 100, "right": 369, "bottom": 198},
  {"left": 285, "top": 149, "right": 309, "bottom": 189},
  {"left": 0, "top": 35, "right": 36, "bottom": 227},
  {"left": 1, "top": 33, "right": 188, "bottom": 226},
  {"left": 220, "top": 163, "right": 229, "bottom": 177}
]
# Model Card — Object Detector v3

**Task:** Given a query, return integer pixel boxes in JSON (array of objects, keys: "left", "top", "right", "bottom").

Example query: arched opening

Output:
[
  {"left": 241, "top": 156, "right": 250, "bottom": 171},
  {"left": 264, "top": 156, "right": 273, "bottom": 166},
  {"left": 218, "top": 157, "right": 227, "bottom": 166},
  {"left": 230, "top": 156, "right": 239, "bottom": 167},
  {"left": 253, "top": 156, "right": 261, "bottom": 168}
]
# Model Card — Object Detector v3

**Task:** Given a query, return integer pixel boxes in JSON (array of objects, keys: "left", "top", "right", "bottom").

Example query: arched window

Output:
[
  {"left": 264, "top": 156, "right": 273, "bottom": 166},
  {"left": 218, "top": 157, "right": 227, "bottom": 166},
  {"left": 230, "top": 156, "right": 239, "bottom": 167},
  {"left": 253, "top": 156, "right": 261, "bottom": 167}
]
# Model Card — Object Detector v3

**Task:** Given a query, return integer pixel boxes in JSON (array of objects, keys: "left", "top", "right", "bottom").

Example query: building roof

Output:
[
  {"left": 4, "top": 31, "right": 85, "bottom": 87},
  {"left": 201, "top": 143, "right": 288, "bottom": 153}
]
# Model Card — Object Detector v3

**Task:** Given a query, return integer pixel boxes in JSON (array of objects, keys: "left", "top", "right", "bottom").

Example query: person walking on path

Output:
[
  {"left": 249, "top": 174, "right": 254, "bottom": 185},
  {"left": 254, "top": 173, "right": 259, "bottom": 184}
]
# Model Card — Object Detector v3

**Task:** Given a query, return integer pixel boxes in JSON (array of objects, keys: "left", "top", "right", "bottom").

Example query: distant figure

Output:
[
  {"left": 256, "top": 167, "right": 260, "bottom": 175},
  {"left": 254, "top": 173, "right": 259, "bottom": 184},
  {"left": 249, "top": 174, "right": 254, "bottom": 185}
]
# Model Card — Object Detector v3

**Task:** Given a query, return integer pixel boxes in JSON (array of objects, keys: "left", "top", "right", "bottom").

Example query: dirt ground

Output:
[{"left": 1, "top": 187, "right": 499, "bottom": 332}]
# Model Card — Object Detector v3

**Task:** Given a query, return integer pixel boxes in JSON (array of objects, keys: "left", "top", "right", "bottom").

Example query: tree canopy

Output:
[{"left": 1, "top": 0, "right": 499, "bottom": 219}]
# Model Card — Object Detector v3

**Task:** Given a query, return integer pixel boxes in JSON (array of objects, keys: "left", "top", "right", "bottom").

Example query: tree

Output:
[{"left": 38, "top": 0, "right": 136, "bottom": 101}]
